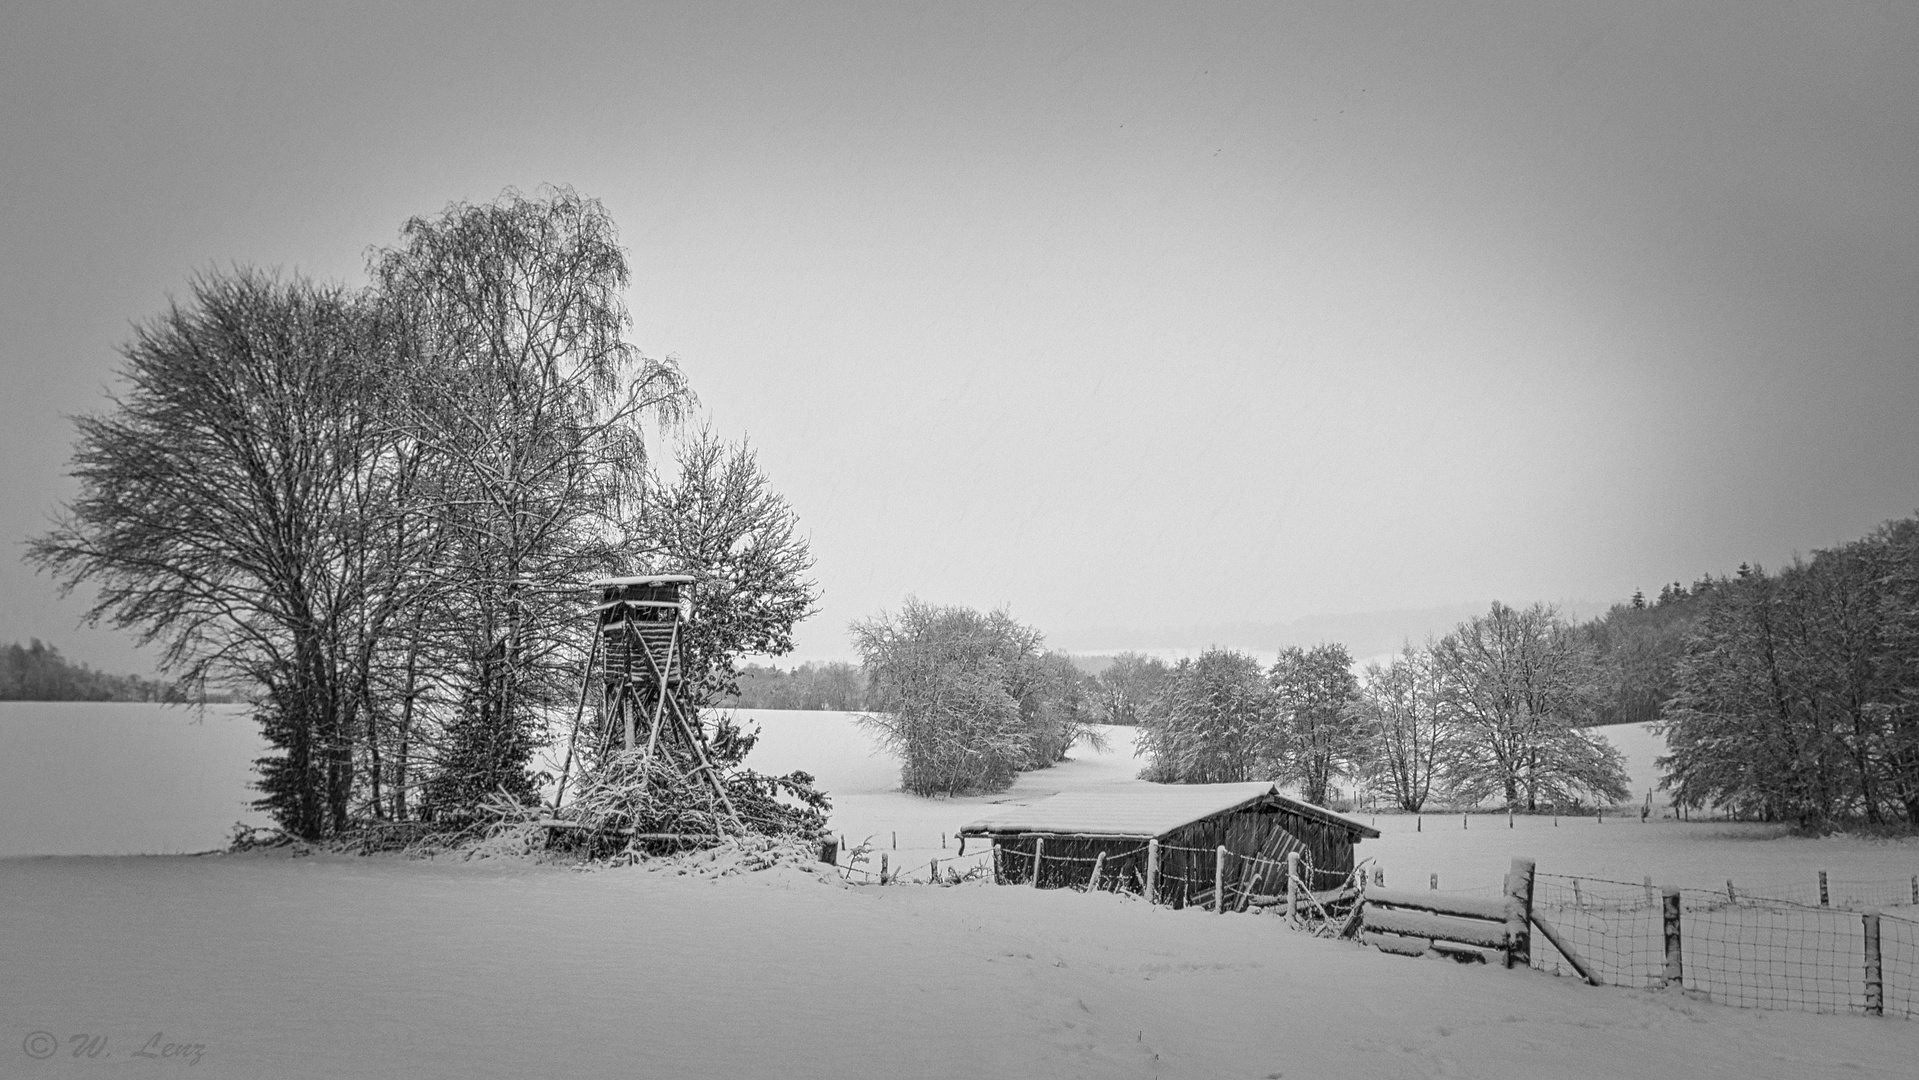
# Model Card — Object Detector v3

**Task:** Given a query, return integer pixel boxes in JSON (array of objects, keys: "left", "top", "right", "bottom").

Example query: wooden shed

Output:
[{"left": 957, "top": 782, "right": 1380, "bottom": 909}]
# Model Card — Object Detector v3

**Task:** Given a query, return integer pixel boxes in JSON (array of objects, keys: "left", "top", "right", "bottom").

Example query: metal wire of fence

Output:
[
  {"left": 1681, "top": 892, "right": 1866, "bottom": 1013},
  {"left": 1883, "top": 911, "right": 1918, "bottom": 1020},
  {"left": 1531, "top": 874, "right": 1668, "bottom": 989},
  {"left": 1526, "top": 871, "right": 1917, "bottom": 1019},
  {"left": 966, "top": 840, "right": 1915, "bottom": 1021}
]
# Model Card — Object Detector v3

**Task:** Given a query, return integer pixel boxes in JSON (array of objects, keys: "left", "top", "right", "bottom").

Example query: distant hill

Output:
[{"left": 0, "top": 639, "right": 188, "bottom": 702}]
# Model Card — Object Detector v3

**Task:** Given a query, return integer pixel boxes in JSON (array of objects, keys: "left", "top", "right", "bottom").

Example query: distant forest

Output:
[
  {"left": 726, "top": 662, "right": 869, "bottom": 711},
  {"left": 0, "top": 639, "right": 185, "bottom": 702}
]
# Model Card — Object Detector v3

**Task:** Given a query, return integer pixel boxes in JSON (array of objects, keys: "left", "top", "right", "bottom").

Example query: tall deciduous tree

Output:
[
  {"left": 369, "top": 186, "right": 691, "bottom": 815},
  {"left": 1355, "top": 645, "right": 1449, "bottom": 812},
  {"left": 615, "top": 430, "right": 818, "bottom": 714},
  {"left": 30, "top": 270, "right": 386, "bottom": 838},
  {"left": 1091, "top": 652, "right": 1169, "bottom": 725},
  {"left": 851, "top": 600, "right": 1043, "bottom": 796},
  {"left": 1432, "top": 602, "right": 1627, "bottom": 810},
  {"left": 1269, "top": 643, "right": 1362, "bottom": 805},
  {"left": 1136, "top": 648, "right": 1278, "bottom": 784}
]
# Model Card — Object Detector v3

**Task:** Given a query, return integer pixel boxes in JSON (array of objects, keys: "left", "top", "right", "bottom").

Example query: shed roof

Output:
[{"left": 957, "top": 782, "right": 1380, "bottom": 840}]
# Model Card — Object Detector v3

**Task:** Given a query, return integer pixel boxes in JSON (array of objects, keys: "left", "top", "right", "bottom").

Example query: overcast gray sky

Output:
[{"left": 2, "top": 1, "right": 1914, "bottom": 672}]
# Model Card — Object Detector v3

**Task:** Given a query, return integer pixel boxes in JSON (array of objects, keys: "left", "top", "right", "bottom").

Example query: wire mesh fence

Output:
[
  {"left": 1680, "top": 892, "right": 1867, "bottom": 1013},
  {"left": 1530, "top": 874, "right": 1668, "bottom": 989},
  {"left": 961, "top": 837, "right": 1915, "bottom": 1021},
  {"left": 1883, "top": 911, "right": 1918, "bottom": 1019},
  {"left": 1527, "top": 871, "right": 1917, "bottom": 1019}
]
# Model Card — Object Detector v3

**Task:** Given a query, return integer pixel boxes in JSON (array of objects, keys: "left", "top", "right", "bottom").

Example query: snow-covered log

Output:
[
  {"left": 1360, "top": 930, "right": 1431, "bottom": 957},
  {"left": 1362, "top": 906, "right": 1510, "bottom": 951},
  {"left": 1364, "top": 887, "right": 1510, "bottom": 922}
]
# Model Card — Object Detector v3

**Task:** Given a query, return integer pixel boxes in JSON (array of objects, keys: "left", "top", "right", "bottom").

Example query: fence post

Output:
[
  {"left": 1726, "top": 880, "right": 1736, "bottom": 902},
  {"left": 1912, "top": 874, "right": 1918, "bottom": 906},
  {"left": 1819, "top": 870, "right": 1829, "bottom": 907},
  {"left": 930, "top": 857, "right": 939, "bottom": 882},
  {"left": 1286, "top": 851, "right": 1301, "bottom": 928},
  {"left": 1146, "top": 839, "right": 1159, "bottom": 904},
  {"left": 1863, "top": 909, "right": 1883, "bottom": 1017},
  {"left": 1032, "top": 837, "right": 1045, "bottom": 889},
  {"left": 1373, "top": 866, "right": 1384, "bottom": 887},
  {"left": 1661, "top": 887, "right": 1683, "bottom": 989},
  {"left": 1215, "top": 846, "right": 1228, "bottom": 914},
  {"left": 880, "top": 852, "right": 889, "bottom": 885},
  {"left": 1090, "top": 851, "right": 1106, "bottom": 892},
  {"left": 1430, "top": 872, "right": 1438, "bottom": 891},
  {"left": 1506, "top": 857, "right": 1535, "bottom": 969}
]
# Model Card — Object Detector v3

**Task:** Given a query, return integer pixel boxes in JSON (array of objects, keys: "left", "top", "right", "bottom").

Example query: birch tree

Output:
[
  {"left": 369, "top": 186, "right": 692, "bottom": 814},
  {"left": 1355, "top": 645, "right": 1449, "bottom": 812}
]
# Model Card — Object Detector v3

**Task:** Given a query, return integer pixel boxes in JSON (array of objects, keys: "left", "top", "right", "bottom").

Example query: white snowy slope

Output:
[
  {"left": 2, "top": 851, "right": 1909, "bottom": 1080},
  {"left": 4, "top": 706, "right": 1917, "bottom": 1078}
]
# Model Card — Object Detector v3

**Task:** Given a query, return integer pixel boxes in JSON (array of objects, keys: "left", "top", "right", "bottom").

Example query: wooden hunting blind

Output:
[
  {"left": 958, "top": 783, "right": 1379, "bottom": 908},
  {"left": 592, "top": 573, "right": 695, "bottom": 754},
  {"left": 583, "top": 574, "right": 741, "bottom": 828}
]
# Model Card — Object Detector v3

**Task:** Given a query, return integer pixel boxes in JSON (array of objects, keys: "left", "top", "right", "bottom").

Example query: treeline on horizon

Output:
[
  {"left": 729, "top": 510, "right": 1919, "bottom": 829},
  {"left": 0, "top": 639, "right": 187, "bottom": 702},
  {"left": 723, "top": 597, "right": 1718, "bottom": 729}
]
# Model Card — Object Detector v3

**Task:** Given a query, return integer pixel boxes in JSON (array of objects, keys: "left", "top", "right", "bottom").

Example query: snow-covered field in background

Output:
[
  {"left": 738, "top": 710, "right": 1913, "bottom": 899},
  {"left": 3, "top": 704, "right": 1913, "bottom": 895},
  {"left": 0, "top": 702, "right": 266, "bottom": 857},
  {"left": 5, "top": 705, "right": 1917, "bottom": 1077}
]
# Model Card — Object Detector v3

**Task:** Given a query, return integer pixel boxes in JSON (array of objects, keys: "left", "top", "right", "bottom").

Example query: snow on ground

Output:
[
  {"left": 4, "top": 850, "right": 1910, "bottom": 1079},
  {"left": 6, "top": 706, "right": 1918, "bottom": 1077}
]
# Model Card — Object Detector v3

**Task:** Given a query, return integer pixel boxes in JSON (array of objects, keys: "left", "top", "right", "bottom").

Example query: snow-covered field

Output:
[
  {"left": 0, "top": 702, "right": 266, "bottom": 858},
  {"left": 5, "top": 705, "right": 1916, "bottom": 1077}
]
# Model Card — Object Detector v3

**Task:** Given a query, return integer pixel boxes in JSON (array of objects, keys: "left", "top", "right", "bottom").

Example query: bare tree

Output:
[
  {"left": 851, "top": 600, "right": 1049, "bottom": 796},
  {"left": 369, "top": 186, "right": 692, "bottom": 815},
  {"left": 1268, "top": 643, "right": 1362, "bottom": 806},
  {"left": 30, "top": 270, "right": 386, "bottom": 838},
  {"left": 1432, "top": 602, "right": 1627, "bottom": 810},
  {"left": 1136, "top": 648, "right": 1278, "bottom": 784},
  {"left": 616, "top": 430, "right": 819, "bottom": 713},
  {"left": 1091, "top": 652, "right": 1169, "bottom": 725},
  {"left": 1354, "top": 645, "right": 1449, "bottom": 812}
]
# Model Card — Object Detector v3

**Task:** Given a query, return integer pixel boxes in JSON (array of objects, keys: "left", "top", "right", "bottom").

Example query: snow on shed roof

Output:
[
  {"left": 589, "top": 575, "right": 696, "bottom": 587},
  {"left": 957, "top": 782, "right": 1380, "bottom": 840}
]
